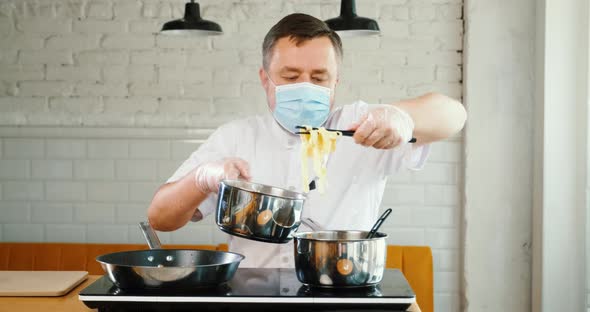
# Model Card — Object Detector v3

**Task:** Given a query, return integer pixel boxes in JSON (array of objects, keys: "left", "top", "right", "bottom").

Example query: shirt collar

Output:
[{"left": 264, "top": 113, "right": 300, "bottom": 149}]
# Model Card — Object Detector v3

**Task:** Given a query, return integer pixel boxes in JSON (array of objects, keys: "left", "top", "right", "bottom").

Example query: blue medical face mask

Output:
[{"left": 270, "top": 80, "right": 332, "bottom": 134}]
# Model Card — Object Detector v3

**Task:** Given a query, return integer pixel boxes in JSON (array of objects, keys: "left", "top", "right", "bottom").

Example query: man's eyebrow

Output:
[
  {"left": 280, "top": 66, "right": 302, "bottom": 73},
  {"left": 311, "top": 69, "right": 329, "bottom": 75},
  {"left": 279, "top": 67, "right": 330, "bottom": 76}
]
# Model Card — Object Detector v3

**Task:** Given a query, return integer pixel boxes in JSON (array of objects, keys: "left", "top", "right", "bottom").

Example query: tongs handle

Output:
[
  {"left": 330, "top": 129, "right": 355, "bottom": 137},
  {"left": 139, "top": 221, "right": 162, "bottom": 249}
]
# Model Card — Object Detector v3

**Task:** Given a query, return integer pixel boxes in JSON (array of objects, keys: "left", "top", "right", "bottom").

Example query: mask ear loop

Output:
[
  {"left": 265, "top": 70, "right": 281, "bottom": 113},
  {"left": 265, "top": 70, "right": 279, "bottom": 88},
  {"left": 264, "top": 70, "right": 277, "bottom": 114}
]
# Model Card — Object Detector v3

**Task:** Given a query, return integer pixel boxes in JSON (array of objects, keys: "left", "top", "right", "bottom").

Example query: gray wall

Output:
[{"left": 463, "top": 0, "right": 535, "bottom": 311}]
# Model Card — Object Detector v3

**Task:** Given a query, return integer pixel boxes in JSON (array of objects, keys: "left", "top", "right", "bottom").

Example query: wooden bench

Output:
[{"left": 0, "top": 242, "right": 433, "bottom": 312}]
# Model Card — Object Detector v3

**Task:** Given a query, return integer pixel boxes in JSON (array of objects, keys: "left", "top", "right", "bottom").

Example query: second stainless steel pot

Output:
[
  {"left": 293, "top": 230, "right": 387, "bottom": 288},
  {"left": 216, "top": 180, "right": 306, "bottom": 243}
]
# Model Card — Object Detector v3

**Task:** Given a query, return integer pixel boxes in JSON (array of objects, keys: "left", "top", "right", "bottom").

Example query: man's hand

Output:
[
  {"left": 348, "top": 105, "right": 414, "bottom": 149},
  {"left": 194, "top": 157, "right": 251, "bottom": 194}
]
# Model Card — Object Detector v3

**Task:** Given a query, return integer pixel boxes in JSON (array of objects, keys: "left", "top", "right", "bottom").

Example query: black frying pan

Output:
[{"left": 95, "top": 222, "right": 244, "bottom": 289}]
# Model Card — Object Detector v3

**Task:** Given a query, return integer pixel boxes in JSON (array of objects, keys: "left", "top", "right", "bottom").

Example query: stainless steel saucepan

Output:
[
  {"left": 292, "top": 209, "right": 393, "bottom": 288},
  {"left": 293, "top": 230, "right": 387, "bottom": 288},
  {"left": 96, "top": 222, "right": 245, "bottom": 289},
  {"left": 216, "top": 180, "right": 306, "bottom": 243}
]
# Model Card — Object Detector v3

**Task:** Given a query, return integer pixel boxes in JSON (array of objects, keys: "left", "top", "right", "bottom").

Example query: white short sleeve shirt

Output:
[{"left": 167, "top": 101, "right": 430, "bottom": 268}]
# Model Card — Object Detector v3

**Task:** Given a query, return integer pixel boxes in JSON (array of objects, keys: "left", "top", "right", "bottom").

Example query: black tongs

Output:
[
  {"left": 295, "top": 126, "right": 417, "bottom": 143},
  {"left": 295, "top": 126, "right": 355, "bottom": 136}
]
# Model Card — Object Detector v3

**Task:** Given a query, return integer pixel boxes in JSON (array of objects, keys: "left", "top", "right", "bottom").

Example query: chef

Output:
[{"left": 147, "top": 13, "right": 467, "bottom": 268}]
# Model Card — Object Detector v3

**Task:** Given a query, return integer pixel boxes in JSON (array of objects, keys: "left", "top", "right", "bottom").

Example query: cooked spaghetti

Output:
[{"left": 300, "top": 126, "right": 341, "bottom": 193}]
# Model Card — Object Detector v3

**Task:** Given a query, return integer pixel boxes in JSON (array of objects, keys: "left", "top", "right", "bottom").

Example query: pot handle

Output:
[
  {"left": 139, "top": 221, "right": 162, "bottom": 249},
  {"left": 300, "top": 218, "right": 324, "bottom": 231}
]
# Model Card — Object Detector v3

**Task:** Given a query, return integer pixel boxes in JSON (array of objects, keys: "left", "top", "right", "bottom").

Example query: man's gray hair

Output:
[{"left": 262, "top": 13, "right": 343, "bottom": 70}]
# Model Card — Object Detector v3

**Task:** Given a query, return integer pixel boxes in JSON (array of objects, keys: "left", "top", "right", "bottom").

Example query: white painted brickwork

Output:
[{"left": 0, "top": 1, "right": 463, "bottom": 311}]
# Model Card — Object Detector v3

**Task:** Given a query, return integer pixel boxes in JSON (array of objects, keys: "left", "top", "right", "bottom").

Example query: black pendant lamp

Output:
[
  {"left": 161, "top": 0, "right": 222, "bottom": 36},
  {"left": 324, "top": 0, "right": 380, "bottom": 37}
]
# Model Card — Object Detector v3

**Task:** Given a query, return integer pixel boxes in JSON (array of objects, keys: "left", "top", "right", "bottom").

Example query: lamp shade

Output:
[
  {"left": 324, "top": 0, "right": 380, "bottom": 37},
  {"left": 161, "top": 1, "right": 222, "bottom": 36}
]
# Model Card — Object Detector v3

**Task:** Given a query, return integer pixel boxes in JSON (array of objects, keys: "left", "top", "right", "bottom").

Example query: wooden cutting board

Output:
[{"left": 0, "top": 271, "right": 88, "bottom": 296}]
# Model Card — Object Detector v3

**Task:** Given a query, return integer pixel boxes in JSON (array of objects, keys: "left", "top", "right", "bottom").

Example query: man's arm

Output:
[
  {"left": 393, "top": 92, "right": 466, "bottom": 145},
  {"left": 147, "top": 170, "right": 208, "bottom": 232},
  {"left": 147, "top": 158, "right": 251, "bottom": 232},
  {"left": 350, "top": 92, "right": 466, "bottom": 148}
]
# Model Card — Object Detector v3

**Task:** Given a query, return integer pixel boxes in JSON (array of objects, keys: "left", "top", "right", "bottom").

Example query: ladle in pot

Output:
[{"left": 366, "top": 208, "right": 392, "bottom": 239}]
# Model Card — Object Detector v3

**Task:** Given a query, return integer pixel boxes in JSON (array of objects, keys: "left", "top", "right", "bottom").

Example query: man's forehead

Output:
[{"left": 268, "top": 37, "right": 339, "bottom": 72}]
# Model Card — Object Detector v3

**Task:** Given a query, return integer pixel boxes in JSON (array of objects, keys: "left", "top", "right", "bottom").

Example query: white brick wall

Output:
[
  {"left": 0, "top": 0, "right": 464, "bottom": 127},
  {"left": 0, "top": 1, "right": 464, "bottom": 311}
]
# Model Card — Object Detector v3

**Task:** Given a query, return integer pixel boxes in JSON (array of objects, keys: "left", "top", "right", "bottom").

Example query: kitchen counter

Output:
[{"left": 0, "top": 276, "right": 421, "bottom": 312}]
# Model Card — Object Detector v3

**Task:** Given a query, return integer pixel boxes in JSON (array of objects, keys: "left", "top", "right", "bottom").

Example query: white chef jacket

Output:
[{"left": 167, "top": 100, "right": 430, "bottom": 268}]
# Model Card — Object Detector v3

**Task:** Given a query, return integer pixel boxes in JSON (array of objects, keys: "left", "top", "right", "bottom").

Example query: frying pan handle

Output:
[{"left": 139, "top": 221, "right": 162, "bottom": 249}]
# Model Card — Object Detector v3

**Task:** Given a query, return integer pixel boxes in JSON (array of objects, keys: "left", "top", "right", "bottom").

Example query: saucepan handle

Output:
[{"left": 300, "top": 218, "right": 324, "bottom": 231}]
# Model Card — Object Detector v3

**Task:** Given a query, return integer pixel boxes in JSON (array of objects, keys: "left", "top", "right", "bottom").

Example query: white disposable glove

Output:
[
  {"left": 194, "top": 157, "right": 251, "bottom": 194},
  {"left": 348, "top": 105, "right": 414, "bottom": 149}
]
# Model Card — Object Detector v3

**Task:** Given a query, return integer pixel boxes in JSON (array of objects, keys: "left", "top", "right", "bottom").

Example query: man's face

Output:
[{"left": 259, "top": 36, "right": 340, "bottom": 111}]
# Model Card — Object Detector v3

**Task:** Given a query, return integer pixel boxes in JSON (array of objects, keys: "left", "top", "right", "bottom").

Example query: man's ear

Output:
[{"left": 259, "top": 67, "right": 268, "bottom": 89}]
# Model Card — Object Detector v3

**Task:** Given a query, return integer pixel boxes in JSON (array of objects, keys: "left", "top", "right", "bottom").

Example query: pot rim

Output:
[
  {"left": 221, "top": 179, "right": 307, "bottom": 200},
  {"left": 292, "top": 230, "right": 388, "bottom": 242}
]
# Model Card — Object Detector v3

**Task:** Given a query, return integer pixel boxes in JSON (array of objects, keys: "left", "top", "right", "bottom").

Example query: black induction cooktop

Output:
[{"left": 79, "top": 268, "right": 415, "bottom": 312}]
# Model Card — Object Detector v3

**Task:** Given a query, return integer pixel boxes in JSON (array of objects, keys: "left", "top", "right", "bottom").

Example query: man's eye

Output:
[
  {"left": 312, "top": 78, "right": 325, "bottom": 83},
  {"left": 284, "top": 77, "right": 297, "bottom": 81}
]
